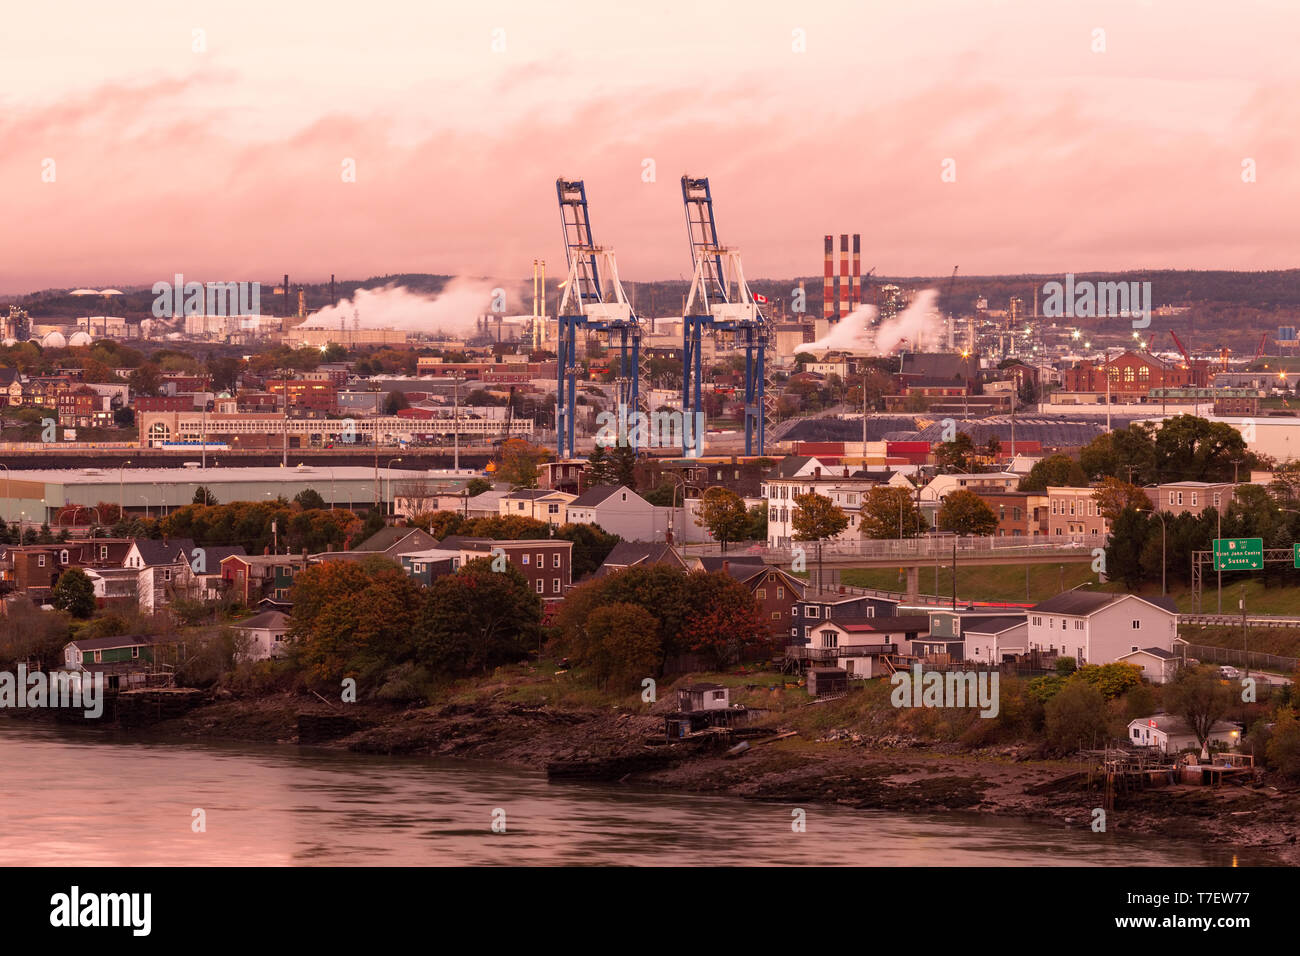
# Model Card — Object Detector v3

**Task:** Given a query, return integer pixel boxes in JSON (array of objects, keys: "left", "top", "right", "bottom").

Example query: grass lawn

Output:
[{"left": 838, "top": 563, "right": 1101, "bottom": 604}]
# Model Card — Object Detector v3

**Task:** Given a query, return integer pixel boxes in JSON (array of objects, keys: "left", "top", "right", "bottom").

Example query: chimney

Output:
[
  {"left": 813, "top": 466, "right": 821, "bottom": 479},
  {"left": 851, "top": 234, "right": 861, "bottom": 308},
  {"left": 263, "top": 545, "right": 270, "bottom": 556},
  {"left": 843, "top": 466, "right": 849, "bottom": 477},
  {"left": 823, "top": 236, "right": 834, "bottom": 321},
  {"left": 839, "top": 234, "right": 850, "bottom": 319}
]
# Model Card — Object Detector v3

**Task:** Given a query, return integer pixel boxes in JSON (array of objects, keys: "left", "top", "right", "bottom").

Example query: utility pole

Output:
[
  {"left": 1217, "top": 507, "right": 1223, "bottom": 614},
  {"left": 1104, "top": 348, "right": 1111, "bottom": 434},
  {"left": 453, "top": 373, "right": 463, "bottom": 473},
  {"left": 1241, "top": 585, "right": 1248, "bottom": 680},
  {"left": 951, "top": 536, "right": 957, "bottom": 610}
]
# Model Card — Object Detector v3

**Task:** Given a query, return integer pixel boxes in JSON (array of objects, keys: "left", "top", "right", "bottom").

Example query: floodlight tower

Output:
[
  {"left": 555, "top": 178, "right": 642, "bottom": 459},
  {"left": 680, "top": 175, "right": 770, "bottom": 456}
]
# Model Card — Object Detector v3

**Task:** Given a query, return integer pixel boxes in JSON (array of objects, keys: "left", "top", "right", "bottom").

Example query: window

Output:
[
  {"left": 535, "top": 579, "right": 544, "bottom": 594},
  {"left": 777, "top": 587, "right": 784, "bottom": 599},
  {"left": 548, "top": 503, "right": 559, "bottom": 514},
  {"left": 1168, "top": 492, "right": 1175, "bottom": 505},
  {"left": 552, "top": 554, "right": 561, "bottom": 568},
  {"left": 820, "top": 630, "right": 838, "bottom": 648},
  {"left": 59, "top": 550, "right": 69, "bottom": 564},
  {"left": 1131, "top": 645, "right": 1139, "bottom": 653},
  {"left": 93, "top": 651, "right": 102, "bottom": 663},
  {"left": 1176, "top": 492, "right": 1183, "bottom": 506},
  {"left": 771, "top": 612, "right": 781, "bottom": 620},
  {"left": 131, "top": 646, "right": 140, "bottom": 659},
  {"left": 521, "top": 555, "right": 529, "bottom": 565},
  {"left": 163, "top": 569, "right": 172, "bottom": 582},
  {"left": 553, "top": 578, "right": 561, "bottom": 594},
  {"left": 791, "top": 628, "right": 798, "bottom": 637},
  {"left": 38, "top": 555, "right": 46, "bottom": 567},
  {"left": 807, "top": 606, "right": 819, "bottom": 618},
  {"left": 1191, "top": 494, "right": 1198, "bottom": 507},
  {"left": 1131, "top": 620, "right": 1140, "bottom": 629},
  {"left": 1032, "top": 616, "right": 1041, "bottom": 626},
  {"left": 757, "top": 589, "right": 766, "bottom": 599},
  {"left": 536, "top": 554, "right": 544, "bottom": 567},
  {"left": 1213, "top": 493, "right": 1221, "bottom": 507},
  {"left": 100, "top": 546, "right": 108, "bottom": 560}
]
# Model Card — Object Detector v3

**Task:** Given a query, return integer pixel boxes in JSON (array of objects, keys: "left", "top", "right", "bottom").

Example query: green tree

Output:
[
  {"left": 935, "top": 432, "right": 976, "bottom": 472},
  {"left": 744, "top": 502, "right": 768, "bottom": 542},
  {"left": 1265, "top": 708, "right": 1300, "bottom": 780},
  {"left": 584, "top": 602, "right": 660, "bottom": 690},
  {"left": 1018, "top": 454, "right": 1087, "bottom": 492},
  {"left": 859, "top": 486, "right": 926, "bottom": 539},
  {"left": 695, "top": 487, "right": 749, "bottom": 552},
  {"left": 936, "top": 489, "right": 998, "bottom": 536},
  {"left": 1165, "top": 665, "right": 1238, "bottom": 755},
  {"left": 554, "top": 522, "right": 620, "bottom": 579},
  {"left": 193, "top": 486, "right": 218, "bottom": 506},
  {"left": 609, "top": 444, "right": 638, "bottom": 489},
  {"left": 792, "top": 492, "right": 849, "bottom": 592},
  {"left": 1104, "top": 507, "right": 1151, "bottom": 589},
  {"left": 465, "top": 477, "right": 492, "bottom": 497},
  {"left": 1043, "top": 679, "right": 1110, "bottom": 754},
  {"left": 585, "top": 443, "right": 616, "bottom": 487},
  {"left": 1153, "top": 415, "right": 1248, "bottom": 483},
  {"left": 412, "top": 558, "right": 543, "bottom": 675},
  {"left": 51, "top": 568, "right": 95, "bottom": 618},
  {"left": 294, "top": 488, "right": 327, "bottom": 511}
]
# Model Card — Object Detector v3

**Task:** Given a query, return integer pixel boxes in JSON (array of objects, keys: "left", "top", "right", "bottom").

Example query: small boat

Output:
[{"left": 725, "top": 741, "right": 750, "bottom": 759}]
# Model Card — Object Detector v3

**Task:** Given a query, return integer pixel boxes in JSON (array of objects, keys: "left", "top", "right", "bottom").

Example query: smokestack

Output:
[
  {"left": 283, "top": 274, "right": 289, "bottom": 317},
  {"left": 823, "top": 236, "right": 834, "bottom": 321},
  {"left": 330, "top": 274, "right": 336, "bottom": 308},
  {"left": 851, "top": 235, "right": 861, "bottom": 308},
  {"left": 839, "top": 235, "right": 850, "bottom": 319}
]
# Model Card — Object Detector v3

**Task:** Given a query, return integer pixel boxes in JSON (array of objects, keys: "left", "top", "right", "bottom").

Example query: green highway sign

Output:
[
  {"left": 1214, "top": 537, "right": 1263, "bottom": 571},
  {"left": 1294, "top": 544, "right": 1300, "bottom": 570}
]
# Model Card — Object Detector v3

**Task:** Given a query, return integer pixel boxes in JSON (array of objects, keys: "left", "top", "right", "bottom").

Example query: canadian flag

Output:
[{"left": 753, "top": 293, "right": 768, "bottom": 304}]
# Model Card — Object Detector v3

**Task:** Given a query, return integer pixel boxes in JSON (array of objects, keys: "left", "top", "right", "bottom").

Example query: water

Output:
[{"left": 0, "top": 724, "right": 1260, "bottom": 866}]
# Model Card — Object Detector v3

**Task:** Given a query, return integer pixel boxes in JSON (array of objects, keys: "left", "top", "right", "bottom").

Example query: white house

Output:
[
  {"left": 231, "top": 610, "right": 291, "bottom": 661},
  {"left": 963, "top": 616, "right": 1029, "bottom": 663},
  {"left": 1116, "top": 647, "right": 1181, "bottom": 684},
  {"left": 677, "top": 683, "right": 730, "bottom": 711},
  {"left": 564, "top": 485, "right": 659, "bottom": 541},
  {"left": 920, "top": 472, "right": 1019, "bottom": 503},
  {"left": 123, "top": 538, "right": 193, "bottom": 612},
  {"left": 1026, "top": 591, "right": 1180, "bottom": 665},
  {"left": 1128, "top": 715, "right": 1241, "bottom": 754}
]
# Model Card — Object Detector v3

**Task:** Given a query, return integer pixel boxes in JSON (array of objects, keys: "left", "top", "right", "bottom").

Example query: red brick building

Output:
[{"left": 1062, "top": 351, "right": 1207, "bottom": 397}]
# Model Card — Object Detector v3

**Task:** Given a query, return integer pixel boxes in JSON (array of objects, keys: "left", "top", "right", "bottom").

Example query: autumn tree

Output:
[
  {"left": 859, "top": 486, "right": 926, "bottom": 539},
  {"left": 554, "top": 522, "right": 620, "bottom": 579},
  {"left": 497, "top": 439, "right": 550, "bottom": 489},
  {"left": 936, "top": 489, "right": 998, "bottom": 536},
  {"left": 695, "top": 486, "right": 750, "bottom": 552},
  {"left": 288, "top": 556, "right": 422, "bottom": 684},
  {"left": 1092, "top": 477, "right": 1150, "bottom": 523},
  {"left": 680, "top": 571, "right": 770, "bottom": 668},
  {"left": 792, "top": 492, "right": 849, "bottom": 592},
  {"left": 935, "top": 432, "right": 976, "bottom": 472}
]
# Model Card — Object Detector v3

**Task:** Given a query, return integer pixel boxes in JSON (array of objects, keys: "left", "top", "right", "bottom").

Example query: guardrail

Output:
[
  {"left": 1182, "top": 642, "right": 1300, "bottom": 674},
  {"left": 683, "top": 534, "right": 1098, "bottom": 561},
  {"left": 1181, "top": 614, "right": 1300, "bottom": 629}
]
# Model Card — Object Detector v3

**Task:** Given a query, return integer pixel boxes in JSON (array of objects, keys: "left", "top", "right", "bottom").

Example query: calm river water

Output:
[{"left": 0, "top": 724, "right": 1261, "bottom": 866}]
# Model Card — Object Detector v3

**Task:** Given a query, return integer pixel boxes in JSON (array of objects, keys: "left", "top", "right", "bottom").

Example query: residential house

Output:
[
  {"left": 595, "top": 541, "right": 689, "bottom": 578},
  {"left": 762, "top": 462, "right": 900, "bottom": 548},
  {"left": 220, "top": 554, "right": 308, "bottom": 605},
  {"left": 794, "top": 614, "right": 930, "bottom": 678},
  {"left": 1045, "top": 486, "right": 1110, "bottom": 542},
  {"left": 1116, "top": 647, "right": 1182, "bottom": 685},
  {"left": 564, "top": 485, "right": 660, "bottom": 541},
  {"left": 1027, "top": 592, "right": 1180, "bottom": 665},
  {"left": 177, "top": 545, "right": 248, "bottom": 601},
  {"left": 962, "top": 616, "right": 1030, "bottom": 664},
  {"left": 691, "top": 557, "right": 806, "bottom": 638},
  {"left": 399, "top": 548, "right": 462, "bottom": 585},
  {"left": 1145, "top": 481, "right": 1238, "bottom": 518},
  {"left": 677, "top": 683, "right": 730, "bottom": 712},
  {"left": 971, "top": 490, "right": 1048, "bottom": 538},
  {"left": 1128, "top": 715, "right": 1241, "bottom": 754},
  {"left": 123, "top": 538, "right": 195, "bottom": 612},
  {"left": 498, "top": 489, "right": 576, "bottom": 527},
  {"left": 231, "top": 610, "right": 292, "bottom": 661},
  {"left": 790, "top": 590, "right": 900, "bottom": 647},
  {"left": 438, "top": 536, "right": 573, "bottom": 600},
  {"left": 62, "top": 634, "right": 179, "bottom": 690}
]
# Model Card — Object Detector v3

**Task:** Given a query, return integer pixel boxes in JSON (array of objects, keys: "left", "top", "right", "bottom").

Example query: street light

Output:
[
  {"left": 118, "top": 459, "right": 131, "bottom": 521},
  {"left": 386, "top": 458, "right": 403, "bottom": 516},
  {"left": 1140, "top": 506, "right": 1168, "bottom": 596}
]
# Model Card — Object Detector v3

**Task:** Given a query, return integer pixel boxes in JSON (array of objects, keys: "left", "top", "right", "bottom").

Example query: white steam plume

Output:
[
  {"left": 297, "top": 278, "right": 520, "bottom": 337},
  {"left": 793, "top": 287, "right": 944, "bottom": 356}
]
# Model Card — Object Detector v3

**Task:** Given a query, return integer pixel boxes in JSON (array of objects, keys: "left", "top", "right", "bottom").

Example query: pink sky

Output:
[{"left": 2, "top": 0, "right": 1296, "bottom": 294}]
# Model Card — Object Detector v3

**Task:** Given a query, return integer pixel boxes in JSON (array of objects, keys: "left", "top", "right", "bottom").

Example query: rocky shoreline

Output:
[{"left": 92, "top": 691, "right": 1300, "bottom": 865}]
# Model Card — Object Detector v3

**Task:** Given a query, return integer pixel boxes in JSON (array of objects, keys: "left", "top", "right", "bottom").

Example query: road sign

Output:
[
  {"left": 1294, "top": 543, "right": 1300, "bottom": 569},
  {"left": 1214, "top": 537, "right": 1263, "bottom": 571}
]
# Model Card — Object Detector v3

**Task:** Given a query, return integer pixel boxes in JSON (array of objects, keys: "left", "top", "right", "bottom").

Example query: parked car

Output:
[{"left": 1219, "top": 665, "right": 1241, "bottom": 679}]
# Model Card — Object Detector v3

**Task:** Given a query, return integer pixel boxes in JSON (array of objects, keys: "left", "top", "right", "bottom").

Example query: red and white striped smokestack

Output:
[
  {"left": 823, "top": 235, "right": 834, "bottom": 320},
  {"left": 851, "top": 234, "right": 861, "bottom": 309},
  {"left": 839, "top": 235, "right": 850, "bottom": 319}
]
